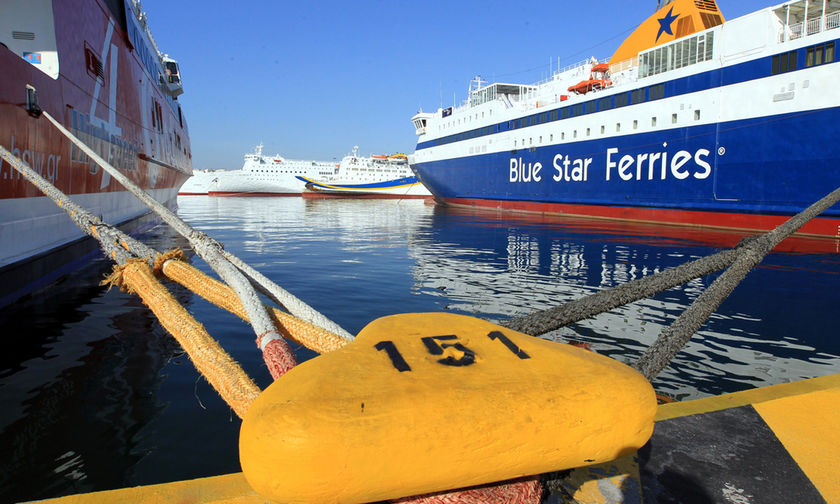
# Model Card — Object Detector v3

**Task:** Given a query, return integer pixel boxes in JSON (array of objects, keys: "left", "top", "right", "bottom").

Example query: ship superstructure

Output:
[
  {"left": 297, "top": 146, "right": 431, "bottom": 198},
  {"left": 209, "top": 144, "right": 338, "bottom": 196}
]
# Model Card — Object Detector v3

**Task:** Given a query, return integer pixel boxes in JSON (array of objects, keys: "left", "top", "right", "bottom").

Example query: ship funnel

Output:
[{"left": 611, "top": 0, "right": 724, "bottom": 64}]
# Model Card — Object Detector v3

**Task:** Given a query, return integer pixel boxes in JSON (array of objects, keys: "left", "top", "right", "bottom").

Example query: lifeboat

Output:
[
  {"left": 371, "top": 154, "right": 388, "bottom": 159},
  {"left": 569, "top": 61, "right": 612, "bottom": 95},
  {"left": 591, "top": 62, "right": 610, "bottom": 73},
  {"left": 568, "top": 79, "right": 611, "bottom": 95}
]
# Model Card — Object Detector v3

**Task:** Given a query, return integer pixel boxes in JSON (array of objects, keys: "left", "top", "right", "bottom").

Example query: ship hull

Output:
[
  {"left": 411, "top": 107, "right": 840, "bottom": 238},
  {"left": 299, "top": 176, "right": 432, "bottom": 199},
  {"left": 209, "top": 171, "right": 306, "bottom": 196},
  {"left": 1, "top": 0, "right": 192, "bottom": 306}
]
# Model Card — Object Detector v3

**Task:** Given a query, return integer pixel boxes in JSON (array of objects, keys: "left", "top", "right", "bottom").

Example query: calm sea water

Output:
[{"left": 2, "top": 196, "right": 839, "bottom": 502}]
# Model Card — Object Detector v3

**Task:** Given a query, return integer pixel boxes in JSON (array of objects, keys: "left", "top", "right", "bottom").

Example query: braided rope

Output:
[
  {"left": 160, "top": 258, "right": 346, "bottom": 354},
  {"left": 42, "top": 111, "right": 297, "bottom": 374},
  {"left": 393, "top": 477, "right": 543, "bottom": 504},
  {"left": 104, "top": 260, "right": 260, "bottom": 418}
]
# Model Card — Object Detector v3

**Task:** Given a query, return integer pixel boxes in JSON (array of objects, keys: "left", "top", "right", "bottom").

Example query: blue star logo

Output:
[{"left": 656, "top": 7, "right": 679, "bottom": 42}]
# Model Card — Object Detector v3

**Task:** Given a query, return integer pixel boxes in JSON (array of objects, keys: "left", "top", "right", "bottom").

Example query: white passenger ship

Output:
[
  {"left": 208, "top": 144, "right": 338, "bottom": 196},
  {"left": 297, "top": 146, "right": 431, "bottom": 198},
  {"left": 409, "top": 0, "right": 840, "bottom": 237}
]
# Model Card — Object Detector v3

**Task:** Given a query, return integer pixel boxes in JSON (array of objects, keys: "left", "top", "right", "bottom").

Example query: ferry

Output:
[
  {"left": 409, "top": 0, "right": 840, "bottom": 238},
  {"left": 0, "top": 0, "right": 192, "bottom": 307},
  {"left": 208, "top": 143, "right": 338, "bottom": 196},
  {"left": 297, "top": 146, "right": 432, "bottom": 198}
]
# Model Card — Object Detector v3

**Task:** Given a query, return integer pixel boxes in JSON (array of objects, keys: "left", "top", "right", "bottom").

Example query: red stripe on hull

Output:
[
  {"left": 208, "top": 191, "right": 300, "bottom": 197},
  {"left": 301, "top": 192, "right": 434, "bottom": 200},
  {"left": 442, "top": 197, "right": 840, "bottom": 239}
]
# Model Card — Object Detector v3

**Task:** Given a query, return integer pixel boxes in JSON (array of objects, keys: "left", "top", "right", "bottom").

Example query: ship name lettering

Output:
[
  {"left": 509, "top": 157, "right": 542, "bottom": 183},
  {"left": 1, "top": 135, "right": 60, "bottom": 183},
  {"left": 606, "top": 147, "right": 712, "bottom": 182},
  {"left": 552, "top": 154, "right": 590, "bottom": 182}
]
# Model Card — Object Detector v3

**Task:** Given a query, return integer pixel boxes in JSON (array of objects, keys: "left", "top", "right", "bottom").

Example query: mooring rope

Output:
[
  {"left": 634, "top": 184, "right": 840, "bottom": 381},
  {"left": 1, "top": 146, "right": 260, "bottom": 416},
  {"left": 14, "top": 111, "right": 840, "bottom": 503},
  {"left": 502, "top": 246, "right": 743, "bottom": 335},
  {"left": 42, "top": 112, "right": 350, "bottom": 354},
  {"left": 105, "top": 259, "right": 261, "bottom": 418},
  {"left": 41, "top": 111, "right": 301, "bottom": 376}
]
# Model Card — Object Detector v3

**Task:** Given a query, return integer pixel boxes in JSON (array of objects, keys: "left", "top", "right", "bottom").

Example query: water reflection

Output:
[
  {"left": 408, "top": 206, "right": 840, "bottom": 399},
  {"left": 2, "top": 196, "right": 838, "bottom": 501}
]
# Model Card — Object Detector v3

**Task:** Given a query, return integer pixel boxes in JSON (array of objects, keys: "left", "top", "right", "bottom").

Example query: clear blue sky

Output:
[{"left": 141, "top": 0, "right": 776, "bottom": 170}]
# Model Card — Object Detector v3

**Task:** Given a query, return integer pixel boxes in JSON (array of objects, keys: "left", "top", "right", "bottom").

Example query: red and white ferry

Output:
[{"left": 0, "top": 0, "right": 192, "bottom": 307}]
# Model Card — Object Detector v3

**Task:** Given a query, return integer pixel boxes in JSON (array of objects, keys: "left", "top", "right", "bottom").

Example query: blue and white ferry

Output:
[{"left": 409, "top": 0, "right": 840, "bottom": 237}]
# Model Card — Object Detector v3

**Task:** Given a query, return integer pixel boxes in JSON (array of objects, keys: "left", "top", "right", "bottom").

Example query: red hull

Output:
[
  {"left": 440, "top": 197, "right": 840, "bottom": 251},
  {"left": 208, "top": 191, "right": 300, "bottom": 197},
  {"left": 301, "top": 192, "right": 433, "bottom": 200}
]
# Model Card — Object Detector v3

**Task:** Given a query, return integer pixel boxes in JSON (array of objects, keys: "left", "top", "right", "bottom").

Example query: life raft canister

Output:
[{"left": 239, "top": 312, "right": 656, "bottom": 504}]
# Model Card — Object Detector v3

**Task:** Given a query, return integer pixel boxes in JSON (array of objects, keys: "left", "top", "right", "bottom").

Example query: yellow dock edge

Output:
[
  {"left": 27, "top": 373, "right": 840, "bottom": 504},
  {"left": 655, "top": 372, "right": 840, "bottom": 421}
]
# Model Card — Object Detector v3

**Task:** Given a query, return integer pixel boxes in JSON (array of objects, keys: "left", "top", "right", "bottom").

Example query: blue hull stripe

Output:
[
  {"left": 411, "top": 107, "right": 840, "bottom": 218},
  {"left": 296, "top": 175, "right": 421, "bottom": 190}
]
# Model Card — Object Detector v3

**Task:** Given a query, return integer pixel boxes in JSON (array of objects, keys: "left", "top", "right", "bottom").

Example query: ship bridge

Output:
[{"left": 469, "top": 82, "right": 537, "bottom": 108}]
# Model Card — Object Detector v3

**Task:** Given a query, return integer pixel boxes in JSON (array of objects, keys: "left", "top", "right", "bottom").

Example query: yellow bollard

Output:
[{"left": 240, "top": 313, "right": 656, "bottom": 504}]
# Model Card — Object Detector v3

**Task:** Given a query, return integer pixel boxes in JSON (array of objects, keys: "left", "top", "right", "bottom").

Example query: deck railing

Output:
[{"left": 780, "top": 11, "right": 840, "bottom": 42}]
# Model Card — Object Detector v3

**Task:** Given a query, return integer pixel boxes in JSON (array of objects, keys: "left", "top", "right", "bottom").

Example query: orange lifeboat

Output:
[
  {"left": 591, "top": 63, "right": 610, "bottom": 73},
  {"left": 568, "top": 61, "right": 612, "bottom": 95},
  {"left": 568, "top": 79, "right": 611, "bottom": 95}
]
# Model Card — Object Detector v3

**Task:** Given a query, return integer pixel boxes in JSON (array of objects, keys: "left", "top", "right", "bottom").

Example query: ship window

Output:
[
  {"left": 549, "top": 110, "right": 558, "bottom": 121},
  {"left": 651, "top": 117, "right": 657, "bottom": 127},
  {"left": 695, "top": 110, "right": 701, "bottom": 120},
  {"left": 615, "top": 93, "right": 628, "bottom": 108},
  {"left": 633, "top": 120, "right": 638, "bottom": 130},
  {"left": 550, "top": 134, "right": 553, "bottom": 141},
  {"left": 561, "top": 132, "right": 565, "bottom": 140},
  {"left": 649, "top": 84, "right": 665, "bottom": 100},
  {"left": 672, "top": 113, "right": 678, "bottom": 124},
  {"left": 631, "top": 89, "right": 645, "bottom": 104},
  {"left": 599, "top": 97, "right": 611, "bottom": 111},
  {"left": 586, "top": 128, "right": 590, "bottom": 137},
  {"left": 572, "top": 104, "right": 583, "bottom": 116},
  {"left": 772, "top": 50, "right": 797, "bottom": 74},
  {"left": 616, "top": 123, "right": 621, "bottom": 132},
  {"left": 806, "top": 42, "right": 835, "bottom": 67},
  {"left": 586, "top": 100, "right": 598, "bottom": 114},
  {"left": 561, "top": 108, "right": 571, "bottom": 119},
  {"left": 600, "top": 125, "right": 605, "bottom": 134},
  {"left": 539, "top": 112, "right": 547, "bottom": 123}
]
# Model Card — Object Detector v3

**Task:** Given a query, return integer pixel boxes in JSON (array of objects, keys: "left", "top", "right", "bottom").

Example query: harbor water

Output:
[{"left": 2, "top": 196, "right": 839, "bottom": 502}]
